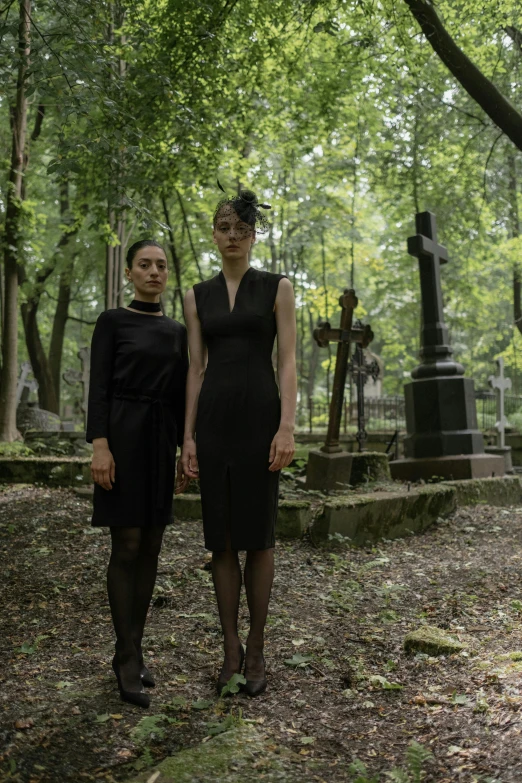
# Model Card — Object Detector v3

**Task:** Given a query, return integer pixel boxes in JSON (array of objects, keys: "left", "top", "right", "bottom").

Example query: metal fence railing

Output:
[
  {"left": 298, "top": 396, "right": 406, "bottom": 435},
  {"left": 298, "top": 393, "right": 522, "bottom": 436}
]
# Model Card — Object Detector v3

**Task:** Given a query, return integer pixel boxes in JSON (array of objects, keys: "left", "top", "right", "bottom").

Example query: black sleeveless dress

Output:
[
  {"left": 86, "top": 308, "right": 188, "bottom": 527},
  {"left": 193, "top": 267, "right": 287, "bottom": 551}
]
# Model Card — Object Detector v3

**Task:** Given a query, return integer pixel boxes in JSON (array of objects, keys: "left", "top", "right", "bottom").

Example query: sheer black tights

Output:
[
  {"left": 107, "top": 526, "right": 164, "bottom": 688},
  {"left": 211, "top": 544, "right": 274, "bottom": 681}
]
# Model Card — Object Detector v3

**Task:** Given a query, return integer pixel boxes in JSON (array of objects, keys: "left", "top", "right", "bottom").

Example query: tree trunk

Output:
[
  {"left": 20, "top": 179, "right": 80, "bottom": 413},
  {"left": 307, "top": 308, "right": 319, "bottom": 400},
  {"left": 0, "top": 0, "right": 31, "bottom": 441},
  {"left": 508, "top": 149, "right": 522, "bottom": 335},
  {"left": 48, "top": 260, "right": 74, "bottom": 408},
  {"left": 403, "top": 0, "right": 522, "bottom": 151},
  {"left": 161, "top": 195, "right": 184, "bottom": 318}
]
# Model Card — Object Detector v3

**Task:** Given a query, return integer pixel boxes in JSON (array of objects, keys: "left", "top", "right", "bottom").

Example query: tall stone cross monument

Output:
[{"left": 390, "top": 211, "right": 504, "bottom": 481}]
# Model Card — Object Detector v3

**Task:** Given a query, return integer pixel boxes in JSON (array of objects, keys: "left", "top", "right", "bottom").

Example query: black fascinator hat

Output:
[{"left": 213, "top": 181, "right": 271, "bottom": 236}]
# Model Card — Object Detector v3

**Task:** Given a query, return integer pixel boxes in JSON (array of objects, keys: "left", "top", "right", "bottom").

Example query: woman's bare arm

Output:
[
  {"left": 269, "top": 278, "right": 297, "bottom": 471},
  {"left": 180, "top": 287, "right": 207, "bottom": 479}
]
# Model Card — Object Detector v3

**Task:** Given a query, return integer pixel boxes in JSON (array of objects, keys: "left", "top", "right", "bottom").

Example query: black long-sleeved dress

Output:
[
  {"left": 86, "top": 307, "right": 188, "bottom": 527},
  {"left": 194, "top": 267, "right": 287, "bottom": 551}
]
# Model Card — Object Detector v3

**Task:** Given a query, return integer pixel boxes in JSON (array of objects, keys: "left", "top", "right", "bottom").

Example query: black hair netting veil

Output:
[{"left": 213, "top": 187, "right": 271, "bottom": 237}]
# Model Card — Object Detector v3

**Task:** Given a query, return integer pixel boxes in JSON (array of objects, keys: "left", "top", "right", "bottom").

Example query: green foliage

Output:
[
  {"left": 349, "top": 741, "right": 433, "bottom": 783},
  {"left": 218, "top": 672, "right": 246, "bottom": 697},
  {"left": 130, "top": 714, "right": 170, "bottom": 744},
  {"left": 0, "top": 442, "right": 34, "bottom": 457},
  {"left": 1, "top": 0, "right": 522, "bottom": 423},
  {"left": 206, "top": 708, "right": 244, "bottom": 736},
  {"left": 284, "top": 653, "right": 314, "bottom": 668}
]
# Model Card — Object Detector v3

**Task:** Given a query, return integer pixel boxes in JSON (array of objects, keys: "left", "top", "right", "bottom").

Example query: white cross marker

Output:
[{"left": 488, "top": 357, "right": 511, "bottom": 448}]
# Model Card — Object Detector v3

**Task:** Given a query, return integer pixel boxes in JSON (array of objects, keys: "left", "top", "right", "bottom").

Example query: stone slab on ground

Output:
[
  {"left": 277, "top": 499, "right": 312, "bottom": 537},
  {"left": 310, "top": 484, "right": 456, "bottom": 547},
  {"left": 174, "top": 493, "right": 202, "bottom": 520},
  {"left": 175, "top": 476, "right": 522, "bottom": 547},
  {"left": 0, "top": 456, "right": 91, "bottom": 485},
  {"left": 445, "top": 475, "right": 522, "bottom": 507},
  {"left": 310, "top": 476, "right": 522, "bottom": 547},
  {"left": 404, "top": 625, "right": 467, "bottom": 656},
  {"left": 124, "top": 725, "right": 301, "bottom": 783}
]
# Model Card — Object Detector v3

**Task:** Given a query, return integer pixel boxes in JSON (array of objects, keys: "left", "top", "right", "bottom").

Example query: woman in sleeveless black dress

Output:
[
  {"left": 182, "top": 190, "right": 297, "bottom": 697},
  {"left": 86, "top": 240, "right": 188, "bottom": 708}
]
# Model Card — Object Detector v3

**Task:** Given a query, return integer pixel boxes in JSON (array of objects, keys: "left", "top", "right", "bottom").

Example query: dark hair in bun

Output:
[
  {"left": 126, "top": 239, "right": 165, "bottom": 268},
  {"left": 213, "top": 185, "right": 271, "bottom": 234}
]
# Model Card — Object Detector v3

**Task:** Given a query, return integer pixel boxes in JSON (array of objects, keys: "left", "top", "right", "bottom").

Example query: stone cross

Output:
[
  {"left": 63, "top": 346, "right": 90, "bottom": 429},
  {"left": 488, "top": 357, "right": 511, "bottom": 448},
  {"left": 407, "top": 211, "right": 464, "bottom": 379},
  {"left": 16, "top": 361, "right": 39, "bottom": 406},
  {"left": 348, "top": 329, "right": 381, "bottom": 452},
  {"left": 313, "top": 289, "right": 373, "bottom": 454}
]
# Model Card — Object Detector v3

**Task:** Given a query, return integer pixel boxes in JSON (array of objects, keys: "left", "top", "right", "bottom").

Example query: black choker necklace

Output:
[{"left": 128, "top": 299, "right": 162, "bottom": 313}]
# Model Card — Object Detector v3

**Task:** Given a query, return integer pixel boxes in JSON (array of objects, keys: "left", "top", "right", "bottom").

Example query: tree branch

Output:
[{"left": 403, "top": 0, "right": 522, "bottom": 151}]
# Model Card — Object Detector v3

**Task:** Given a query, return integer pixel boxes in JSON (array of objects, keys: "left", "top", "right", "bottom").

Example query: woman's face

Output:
[
  {"left": 213, "top": 206, "right": 255, "bottom": 260},
  {"left": 125, "top": 246, "right": 168, "bottom": 298}
]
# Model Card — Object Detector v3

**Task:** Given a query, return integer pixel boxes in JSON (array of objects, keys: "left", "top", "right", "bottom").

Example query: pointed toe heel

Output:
[
  {"left": 242, "top": 652, "right": 267, "bottom": 698},
  {"left": 112, "top": 656, "right": 150, "bottom": 709},
  {"left": 139, "top": 661, "right": 156, "bottom": 688},
  {"left": 216, "top": 644, "right": 245, "bottom": 696}
]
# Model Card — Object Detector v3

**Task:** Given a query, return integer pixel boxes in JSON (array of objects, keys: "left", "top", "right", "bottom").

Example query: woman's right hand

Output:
[
  {"left": 181, "top": 438, "right": 199, "bottom": 480},
  {"left": 91, "top": 442, "right": 116, "bottom": 490}
]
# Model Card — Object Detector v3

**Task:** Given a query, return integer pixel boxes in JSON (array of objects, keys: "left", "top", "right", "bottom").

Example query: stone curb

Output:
[{"left": 0, "top": 459, "right": 520, "bottom": 548}]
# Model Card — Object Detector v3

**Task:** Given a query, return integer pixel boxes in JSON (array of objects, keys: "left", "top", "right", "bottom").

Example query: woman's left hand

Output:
[
  {"left": 268, "top": 428, "right": 295, "bottom": 472},
  {"left": 175, "top": 457, "right": 190, "bottom": 494}
]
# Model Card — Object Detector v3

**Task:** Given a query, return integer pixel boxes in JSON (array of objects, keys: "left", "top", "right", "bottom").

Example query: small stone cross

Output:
[
  {"left": 62, "top": 346, "right": 90, "bottom": 429},
  {"left": 488, "top": 357, "right": 511, "bottom": 448},
  {"left": 16, "top": 361, "right": 39, "bottom": 406}
]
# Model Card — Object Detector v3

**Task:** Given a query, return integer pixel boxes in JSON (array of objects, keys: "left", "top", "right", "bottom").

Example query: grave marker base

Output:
[
  {"left": 390, "top": 452, "right": 504, "bottom": 482},
  {"left": 305, "top": 449, "right": 353, "bottom": 490}
]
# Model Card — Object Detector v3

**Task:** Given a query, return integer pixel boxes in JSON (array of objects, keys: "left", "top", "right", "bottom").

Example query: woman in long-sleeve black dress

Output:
[
  {"left": 181, "top": 190, "right": 297, "bottom": 697},
  {"left": 86, "top": 239, "right": 188, "bottom": 708}
]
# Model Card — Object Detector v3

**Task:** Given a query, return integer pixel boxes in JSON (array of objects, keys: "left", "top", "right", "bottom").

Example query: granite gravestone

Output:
[
  {"left": 15, "top": 361, "right": 61, "bottom": 434},
  {"left": 390, "top": 211, "right": 504, "bottom": 481},
  {"left": 305, "top": 289, "right": 374, "bottom": 490},
  {"left": 62, "top": 346, "right": 90, "bottom": 430}
]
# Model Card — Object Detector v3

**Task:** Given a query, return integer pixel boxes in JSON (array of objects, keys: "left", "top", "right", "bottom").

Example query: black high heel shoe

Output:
[
  {"left": 216, "top": 644, "right": 245, "bottom": 696},
  {"left": 242, "top": 651, "right": 267, "bottom": 698},
  {"left": 112, "top": 656, "right": 150, "bottom": 709},
  {"left": 138, "top": 660, "right": 156, "bottom": 688}
]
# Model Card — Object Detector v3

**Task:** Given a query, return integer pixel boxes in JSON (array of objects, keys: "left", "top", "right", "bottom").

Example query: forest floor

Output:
[{"left": 2, "top": 485, "right": 522, "bottom": 783}]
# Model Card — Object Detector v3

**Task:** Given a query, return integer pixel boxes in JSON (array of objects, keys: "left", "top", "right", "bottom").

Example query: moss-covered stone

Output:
[
  {"left": 404, "top": 625, "right": 466, "bottom": 655},
  {"left": 276, "top": 499, "right": 312, "bottom": 538},
  {"left": 174, "top": 493, "right": 202, "bottom": 520},
  {"left": 0, "top": 456, "right": 90, "bottom": 486},
  {"left": 311, "top": 485, "right": 456, "bottom": 547},
  {"left": 124, "top": 726, "right": 298, "bottom": 783},
  {"left": 349, "top": 451, "right": 391, "bottom": 485},
  {"left": 445, "top": 475, "right": 522, "bottom": 507}
]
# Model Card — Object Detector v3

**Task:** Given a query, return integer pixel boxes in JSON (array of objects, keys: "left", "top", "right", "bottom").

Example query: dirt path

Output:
[{"left": 1, "top": 486, "right": 522, "bottom": 782}]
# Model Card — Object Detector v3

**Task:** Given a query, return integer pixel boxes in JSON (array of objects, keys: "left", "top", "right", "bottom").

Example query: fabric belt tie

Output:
[{"left": 112, "top": 388, "right": 175, "bottom": 516}]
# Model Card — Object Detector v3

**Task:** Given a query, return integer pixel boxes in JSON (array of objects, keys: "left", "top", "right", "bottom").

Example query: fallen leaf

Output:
[{"left": 14, "top": 718, "right": 34, "bottom": 730}]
